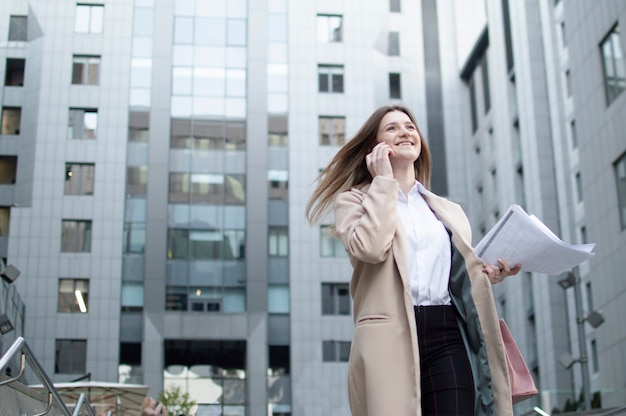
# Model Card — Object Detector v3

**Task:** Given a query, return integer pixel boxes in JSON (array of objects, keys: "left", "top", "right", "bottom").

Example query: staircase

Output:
[{"left": 0, "top": 337, "right": 96, "bottom": 416}]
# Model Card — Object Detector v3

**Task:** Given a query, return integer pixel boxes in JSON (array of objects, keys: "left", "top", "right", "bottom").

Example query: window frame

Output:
[
  {"left": 75, "top": 4, "right": 104, "bottom": 34},
  {"left": 68, "top": 108, "right": 98, "bottom": 140},
  {"left": 268, "top": 226, "right": 289, "bottom": 257},
  {"left": 322, "top": 340, "right": 351, "bottom": 362},
  {"left": 71, "top": 55, "right": 101, "bottom": 85},
  {"left": 55, "top": 339, "right": 87, "bottom": 374},
  {"left": 61, "top": 219, "right": 93, "bottom": 253},
  {"left": 317, "top": 14, "right": 343, "bottom": 43},
  {"left": 318, "top": 116, "right": 346, "bottom": 146},
  {"left": 318, "top": 64, "right": 344, "bottom": 93},
  {"left": 8, "top": 15, "right": 28, "bottom": 41},
  {"left": 1, "top": 106, "right": 22, "bottom": 135},
  {"left": 320, "top": 225, "right": 347, "bottom": 257},
  {"left": 600, "top": 24, "right": 626, "bottom": 106},
  {"left": 321, "top": 282, "right": 351, "bottom": 316},
  {"left": 614, "top": 151, "right": 626, "bottom": 230},
  {"left": 389, "top": 72, "right": 401, "bottom": 99},
  {"left": 57, "top": 278, "right": 90, "bottom": 313},
  {"left": 64, "top": 162, "right": 95, "bottom": 196},
  {"left": 388, "top": 31, "right": 400, "bottom": 56}
]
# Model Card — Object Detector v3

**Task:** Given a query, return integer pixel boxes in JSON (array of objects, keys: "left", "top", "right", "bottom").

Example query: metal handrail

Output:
[{"left": 0, "top": 336, "right": 96, "bottom": 416}]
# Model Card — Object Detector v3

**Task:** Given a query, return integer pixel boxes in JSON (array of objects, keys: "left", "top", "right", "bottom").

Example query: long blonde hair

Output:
[{"left": 305, "top": 105, "right": 431, "bottom": 224}]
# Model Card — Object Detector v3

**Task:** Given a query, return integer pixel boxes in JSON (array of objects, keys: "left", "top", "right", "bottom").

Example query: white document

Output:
[{"left": 474, "top": 204, "right": 596, "bottom": 275}]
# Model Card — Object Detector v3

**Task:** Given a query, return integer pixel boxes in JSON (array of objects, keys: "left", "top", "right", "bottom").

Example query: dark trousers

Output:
[{"left": 415, "top": 305, "right": 475, "bottom": 416}]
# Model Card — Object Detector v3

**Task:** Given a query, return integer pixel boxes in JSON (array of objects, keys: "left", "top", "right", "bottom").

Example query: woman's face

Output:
[{"left": 376, "top": 110, "right": 421, "bottom": 164}]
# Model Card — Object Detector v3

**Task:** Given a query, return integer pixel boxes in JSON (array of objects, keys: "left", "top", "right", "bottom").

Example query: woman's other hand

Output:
[
  {"left": 482, "top": 258, "right": 521, "bottom": 284},
  {"left": 366, "top": 142, "right": 394, "bottom": 179}
]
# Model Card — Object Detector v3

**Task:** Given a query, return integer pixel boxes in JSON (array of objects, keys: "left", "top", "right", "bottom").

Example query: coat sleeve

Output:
[{"left": 334, "top": 176, "right": 399, "bottom": 264}]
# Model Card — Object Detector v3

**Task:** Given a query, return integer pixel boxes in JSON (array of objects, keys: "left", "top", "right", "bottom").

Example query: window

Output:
[
  {"left": 580, "top": 226, "right": 587, "bottom": 244},
  {"left": 1, "top": 107, "right": 21, "bottom": 135},
  {"left": 565, "top": 69, "right": 572, "bottom": 97},
  {"left": 0, "top": 207, "right": 10, "bottom": 236},
  {"left": 75, "top": 4, "right": 104, "bottom": 33},
  {"left": 318, "top": 116, "right": 345, "bottom": 146},
  {"left": 317, "top": 14, "right": 342, "bottom": 43},
  {"left": 590, "top": 339, "right": 599, "bottom": 373},
  {"left": 8, "top": 16, "right": 27, "bottom": 41},
  {"left": 570, "top": 120, "right": 578, "bottom": 149},
  {"left": 65, "top": 163, "right": 95, "bottom": 195},
  {"left": 68, "top": 108, "right": 98, "bottom": 139},
  {"left": 0, "top": 156, "right": 17, "bottom": 184},
  {"left": 614, "top": 152, "right": 626, "bottom": 229},
  {"left": 600, "top": 25, "right": 626, "bottom": 105},
  {"left": 318, "top": 65, "right": 344, "bottom": 93},
  {"left": 121, "top": 282, "right": 143, "bottom": 312},
  {"left": 268, "top": 285, "right": 289, "bottom": 313},
  {"left": 167, "top": 229, "right": 245, "bottom": 260},
  {"left": 61, "top": 220, "right": 92, "bottom": 252},
  {"left": 55, "top": 339, "right": 87, "bottom": 374},
  {"left": 169, "top": 173, "right": 246, "bottom": 205},
  {"left": 586, "top": 282, "right": 594, "bottom": 312},
  {"left": 320, "top": 225, "right": 347, "bottom": 257},
  {"left": 574, "top": 172, "right": 583, "bottom": 203},
  {"left": 126, "top": 166, "right": 148, "bottom": 196},
  {"left": 269, "top": 226, "right": 288, "bottom": 257},
  {"left": 388, "top": 32, "right": 400, "bottom": 56},
  {"left": 268, "top": 170, "right": 288, "bottom": 201},
  {"left": 4, "top": 58, "right": 25, "bottom": 86},
  {"left": 482, "top": 56, "right": 491, "bottom": 113},
  {"left": 389, "top": 73, "right": 401, "bottom": 99},
  {"left": 469, "top": 77, "right": 478, "bottom": 133},
  {"left": 322, "top": 340, "right": 351, "bottom": 362},
  {"left": 123, "top": 223, "right": 146, "bottom": 254},
  {"left": 560, "top": 21, "right": 567, "bottom": 48},
  {"left": 72, "top": 55, "right": 100, "bottom": 85},
  {"left": 390, "top": 0, "right": 401, "bottom": 12},
  {"left": 322, "top": 283, "right": 350, "bottom": 315},
  {"left": 128, "top": 111, "right": 149, "bottom": 142},
  {"left": 502, "top": 0, "right": 514, "bottom": 72},
  {"left": 58, "top": 279, "right": 89, "bottom": 313}
]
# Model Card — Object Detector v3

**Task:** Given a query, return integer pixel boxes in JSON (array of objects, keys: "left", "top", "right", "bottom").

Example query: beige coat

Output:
[{"left": 334, "top": 176, "right": 513, "bottom": 416}]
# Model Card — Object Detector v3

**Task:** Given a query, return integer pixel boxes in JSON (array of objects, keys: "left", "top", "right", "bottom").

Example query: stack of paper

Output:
[{"left": 474, "top": 204, "right": 595, "bottom": 275}]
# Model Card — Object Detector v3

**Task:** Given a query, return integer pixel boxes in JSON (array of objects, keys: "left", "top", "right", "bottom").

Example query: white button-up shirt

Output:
[{"left": 396, "top": 181, "right": 452, "bottom": 306}]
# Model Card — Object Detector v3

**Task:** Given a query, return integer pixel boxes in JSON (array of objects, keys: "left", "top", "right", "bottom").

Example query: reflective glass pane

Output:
[
  {"left": 227, "top": 19, "right": 246, "bottom": 46},
  {"left": 130, "top": 59, "right": 152, "bottom": 88},
  {"left": 196, "top": 18, "right": 226, "bottom": 46},
  {"left": 174, "top": 0, "right": 194, "bottom": 16},
  {"left": 133, "top": 8, "right": 154, "bottom": 36},
  {"left": 226, "top": 69, "right": 246, "bottom": 97},
  {"left": 132, "top": 37, "right": 153, "bottom": 58},
  {"left": 174, "top": 17, "right": 194, "bottom": 44},
  {"left": 195, "top": 46, "right": 225, "bottom": 67},
  {"left": 267, "top": 15, "right": 287, "bottom": 42},
  {"left": 75, "top": 6, "right": 90, "bottom": 33},
  {"left": 172, "top": 67, "right": 193, "bottom": 95},
  {"left": 227, "top": 0, "right": 247, "bottom": 18},
  {"left": 173, "top": 45, "right": 194, "bottom": 66},
  {"left": 171, "top": 96, "right": 193, "bottom": 117},
  {"left": 268, "top": 43, "right": 287, "bottom": 63},
  {"left": 226, "top": 47, "right": 247, "bottom": 68}
]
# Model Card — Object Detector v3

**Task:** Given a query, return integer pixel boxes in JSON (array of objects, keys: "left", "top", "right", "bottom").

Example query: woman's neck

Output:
[{"left": 393, "top": 165, "right": 416, "bottom": 195}]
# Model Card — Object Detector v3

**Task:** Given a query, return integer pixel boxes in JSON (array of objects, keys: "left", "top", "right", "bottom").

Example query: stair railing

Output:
[{"left": 0, "top": 336, "right": 96, "bottom": 416}]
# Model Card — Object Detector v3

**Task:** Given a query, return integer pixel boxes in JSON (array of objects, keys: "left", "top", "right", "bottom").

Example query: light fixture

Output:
[
  {"left": 1, "top": 264, "right": 21, "bottom": 284},
  {"left": 559, "top": 352, "right": 577, "bottom": 369},
  {"left": 558, "top": 272, "right": 576, "bottom": 289},
  {"left": 0, "top": 314, "right": 14, "bottom": 335},
  {"left": 75, "top": 290, "right": 87, "bottom": 313},
  {"left": 585, "top": 310, "right": 605, "bottom": 329}
]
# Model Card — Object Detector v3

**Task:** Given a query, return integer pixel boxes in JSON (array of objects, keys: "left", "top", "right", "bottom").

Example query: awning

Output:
[{"left": 30, "top": 381, "right": 150, "bottom": 416}]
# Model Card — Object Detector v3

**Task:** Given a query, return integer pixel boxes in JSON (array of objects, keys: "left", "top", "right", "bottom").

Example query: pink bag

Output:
[{"left": 499, "top": 319, "right": 539, "bottom": 403}]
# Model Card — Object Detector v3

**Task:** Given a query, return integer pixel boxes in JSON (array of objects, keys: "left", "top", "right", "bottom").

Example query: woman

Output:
[
  {"left": 306, "top": 105, "right": 521, "bottom": 416},
  {"left": 141, "top": 396, "right": 168, "bottom": 416}
]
